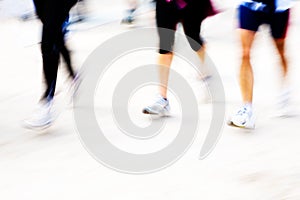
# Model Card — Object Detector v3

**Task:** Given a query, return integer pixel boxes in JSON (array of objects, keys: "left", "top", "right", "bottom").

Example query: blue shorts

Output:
[{"left": 238, "top": 5, "right": 290, "bottom": 39}]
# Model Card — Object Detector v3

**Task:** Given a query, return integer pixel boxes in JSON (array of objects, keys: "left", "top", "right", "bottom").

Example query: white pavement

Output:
[{"left": 1, "top": 1, "right": 300, "bottom": 200}]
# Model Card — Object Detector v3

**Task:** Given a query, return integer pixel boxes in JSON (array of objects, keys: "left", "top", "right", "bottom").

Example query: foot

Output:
[
  {"left": 142, "top": 96, "right": 170, "bottom": 116},
  {"left": 23, "top": 99, "right": 54, "bottom": 129},
  {"left": 121, "top": 8, "right": 136, "bottom": 25},
  {"left": 276, "top": 87, "right": 295, "bottom": 117},
  {"left": 71, "top": 73, "right": 82, "bottom": 97},
  {"left": 66, "top": 73, "right": 82, "bottom": 103},
  {"left": 196, "top": 74, "right": 213, "bottom": 104},
  {"left": 228, "top": 104, "right": 255, "bottom": 129},
  {"left": 121, "top": 15, "right": 135, "bottom": 24}
]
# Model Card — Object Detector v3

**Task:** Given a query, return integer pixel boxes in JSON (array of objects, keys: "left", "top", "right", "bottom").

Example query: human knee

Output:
[
  {"left": 159, "top": 33, "right": 175, "bottom": 54},
  {"left": 186, "top": 35, "right": 203, "bottom": 52},
  {"left": 241, "top": 48, "right": 251, "bottom": 61}
]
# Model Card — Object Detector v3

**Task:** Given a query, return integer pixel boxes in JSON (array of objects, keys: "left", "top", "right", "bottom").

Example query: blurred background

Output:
[{"left": 0, "top": 0, "right": 300, "bottom": 199}]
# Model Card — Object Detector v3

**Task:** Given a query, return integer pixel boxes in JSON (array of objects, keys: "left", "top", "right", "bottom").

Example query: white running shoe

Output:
[
  {"left": 276, "top": 87, "right": 295, "bottom": 117},
  {"left": 197, "top": 75, "right": 213, "bottom": 104},
  {"left": 228, "top": 104, "right": 255, "bottom": 129},
  {"left": 23, "top": 100, "right": 54, "bottom": 129},
  {"left": 142, "top": 96, "right": 170, "bottom": 116}
]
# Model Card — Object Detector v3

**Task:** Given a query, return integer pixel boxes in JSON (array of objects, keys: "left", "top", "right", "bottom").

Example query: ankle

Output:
[{"left": 243, "top": 102, "right": 252, "bottom": 110}]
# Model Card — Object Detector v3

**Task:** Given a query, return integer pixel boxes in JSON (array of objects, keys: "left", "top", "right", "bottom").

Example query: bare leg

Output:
[
  {"left": 273, "top": 38, "right": 291, "bottom": 115},
  {"left": 239, "top": 29, "right": 256, "bottom": 104},
  {"left": 196, "top": 45, "right": 206, "bottom": 63},
  {"left": 273, "top": 38, "right": 288, "bottom": 83},
  {"left": 158, "top": 53, "right": 173, "bottom": 98},
  {"left": 229, "top": 29, "right": 256, "bottom": 128},
  {"left": 196, "top": 45, "right": 211, "bottom": 79}
]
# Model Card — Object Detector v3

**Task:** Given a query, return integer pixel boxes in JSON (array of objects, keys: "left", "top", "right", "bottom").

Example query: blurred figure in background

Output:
[
  {"left": 121, "top": 0, "right": 140, "bottom": 24},
  {"left": 228, "top": 0, "right": 293, "bottom": 129},
  {"left": 19, "top": 0, "right": 36, "bottom": 21},
  {"left": 142, "top": 0, "right": 216, "bottom": 116},
  {"left": 121, "top": 0, "right": 156, "bottom": 24},
  {"left": 72, "top": 0, "right": 87, "bottom": 22},
  {"left": 24, "top": 0, "right": 79, "bottom": 128}
]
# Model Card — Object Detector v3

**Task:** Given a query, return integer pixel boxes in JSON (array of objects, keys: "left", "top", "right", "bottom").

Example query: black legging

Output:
[
  {"left": 33, "top": 0, "right": 77, "bottom": 100},
  {"left": 58, "top": 28, "right": 75, "bottom": 79},
  {"left": 156, "top": 0, "right": 213, "bottom": 54}
]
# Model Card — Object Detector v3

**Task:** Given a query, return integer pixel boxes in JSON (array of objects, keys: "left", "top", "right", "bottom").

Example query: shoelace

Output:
[
  {"left": 237, "top": 107, "right": 249, "bottom": 116},
  {"left": 155, "top": 97, "right": 168, "bottom": 107}
]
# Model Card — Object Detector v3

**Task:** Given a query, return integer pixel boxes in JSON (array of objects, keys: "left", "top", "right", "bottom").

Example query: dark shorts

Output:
[
  {"left": 156, "top": 0, "right": 206, "bottom": 54},
  {"left": 238, "top": 5, "right": 290, "bottom": 39}
]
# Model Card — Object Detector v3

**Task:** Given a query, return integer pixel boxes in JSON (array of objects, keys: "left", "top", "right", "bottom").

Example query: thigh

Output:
[
  {"left": 156, "top": 0, "right": 179, "bottom": 53},
  {"left": 181, "top": 2, "right": 203, "bottom": 39},
  {"left": 40, "top": 0, "right": 68, "bottom": 51},
  {"left": 270, "top": 10, "right": 290, "bottom": 39},
  {"left": 181, "top": 1, "right": 205, "bottom": 50},
  {"left": 239, "top": 29, "right": 256, "bottom": 57},
  {"left": 156, "top": 0, "right": 179, "bottom": 30},
  {"left": 41, "top": 0, "right": 75, "bottom": 27},
  {"left": 239, "top": 5, "right": 263, "bottom": 32},
  {"left": 181, "top": 13, "right": 203, "bottom": 50}
]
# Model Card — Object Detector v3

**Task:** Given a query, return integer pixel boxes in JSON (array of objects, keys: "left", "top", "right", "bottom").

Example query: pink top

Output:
[
  {"left": 175, "top": 0, "right": 187, "bottom": 9},
  {"left": 166, "top": 0, "right": 187, "bottom": 9}
]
